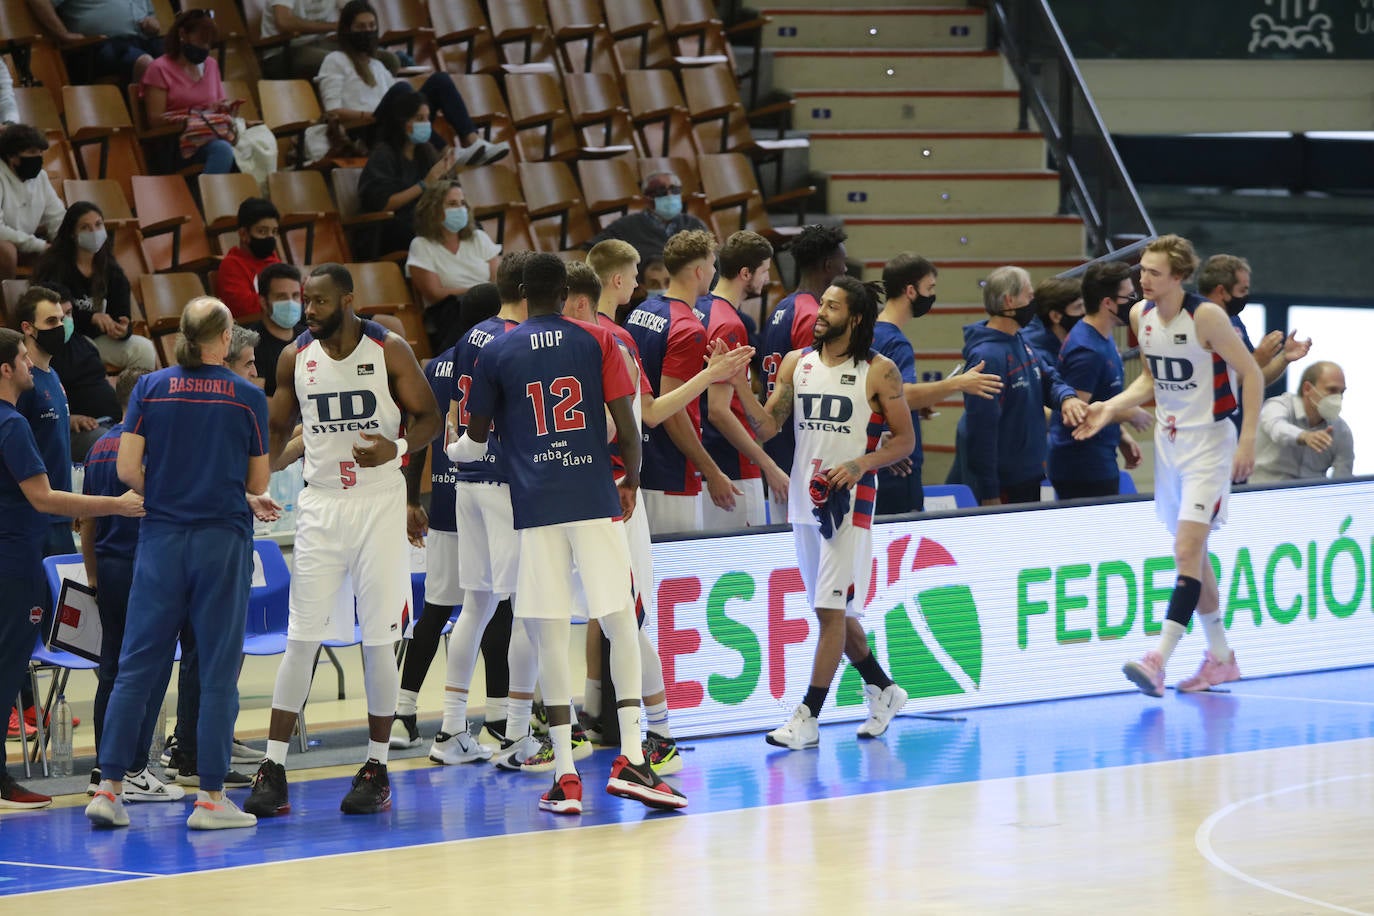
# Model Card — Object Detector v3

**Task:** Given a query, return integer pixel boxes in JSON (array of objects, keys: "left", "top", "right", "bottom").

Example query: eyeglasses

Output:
[{"left": 644, "top": 184, "right": 682, "bottom": 199}]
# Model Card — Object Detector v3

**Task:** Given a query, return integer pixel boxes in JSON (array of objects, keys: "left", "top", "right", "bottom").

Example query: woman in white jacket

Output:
[{"left": 0, "top": 124, "right": 65, "bottom": 282}]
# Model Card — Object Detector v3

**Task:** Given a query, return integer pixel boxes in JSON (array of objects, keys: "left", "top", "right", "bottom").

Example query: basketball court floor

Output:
[{"left": 1, "top": 666, "right": 1370, "bottom": 913}]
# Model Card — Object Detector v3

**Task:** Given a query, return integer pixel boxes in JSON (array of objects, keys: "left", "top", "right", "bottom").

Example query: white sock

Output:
[
  {"left": 645, "top": 699, "right": 671, "bottom": 739},
  {"left": 396, "top": 688, "right": 419, "bottom": 717},
  {"left": 367, "top": 740, "right": 389, "bottom": 765},
  {"left": 1155, "top": 620, "right": 1187, "bottom": 665},
  {"left": 584, "top": 679, "right": 602, "bottom": 719},
  {"left": 265, "top": 738, "right": 289, "bottom": 765},
  {"left": 1198, "top": 612, "right": 1231, "bottom": 661},
  {"left": 550, "top": 722, "right": 575, "bottom": 778},
  {"left": 616, "top": 705, "right": 645, "bottom": 765},
  {"left": 441, "top": 688, "right": 468, "bottom": 735},
  {"left": 507, "top": 697, "right": 533, "bottom": 741}
]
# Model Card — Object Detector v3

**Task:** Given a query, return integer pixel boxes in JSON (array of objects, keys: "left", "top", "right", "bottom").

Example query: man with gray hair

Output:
[
  {"left": 86, "top": 296, "right": 271, "bottom": 831},
  {"left": 226, "top": 324, "right": 261, "bottom": 381},
  {"left": 588, "top": 171, "right": 710, "bottom": 277},
  {"left": 1251, "top": 360, "right": 1353, "bottom": 483},
  {"left": 950, "top": 266, "right": 1087, "bottom": 504}
]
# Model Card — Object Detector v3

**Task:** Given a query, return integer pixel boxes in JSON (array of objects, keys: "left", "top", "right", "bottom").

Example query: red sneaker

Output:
[
  {"left": 1177, "top": 651, "right": 1241, "bottom": 692},
  {"left": 0, "top": 773, "right": 52, "bottom": 809},
  {"left": 7, "top": 709, "right": 35, "bottom": 741},
  {"left": 25, "top": 706, "right": 80, "bottom": 730},
  {"left": 606, "top": 754, "right": 687, "bottom": 810},
  {"left": 1122, "top": 651, "right": 1166, "bottom": 697},
  {"left": 538, "top": 773, "right": 583, "bottom": 815}
]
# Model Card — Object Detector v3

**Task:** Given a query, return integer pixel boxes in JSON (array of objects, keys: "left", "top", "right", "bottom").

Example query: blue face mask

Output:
[
  {"left": 443, "top": 206, "right": 469, "bottom": 233},
  {"left": 408, "top": 120, "right": 432, "bottom": 145},
  {"left": 61, "top": 315, "right": 74, "bottom": 342},
  {"left": 654, "top": 194, "right": 683, "bottom": 220},
  {"left": 271, "top": 298, "right": 302, "bottom": 329}
]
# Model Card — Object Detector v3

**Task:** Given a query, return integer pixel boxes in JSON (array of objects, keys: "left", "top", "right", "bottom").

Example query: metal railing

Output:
[{"left": 988, "top": 0, "right": 1154, "bottom": 255}]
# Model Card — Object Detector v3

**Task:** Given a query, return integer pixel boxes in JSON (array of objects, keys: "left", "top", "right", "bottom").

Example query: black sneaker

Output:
[
  {"left": 172, "top": 750, "right": 200, "bottom": 786},
  {"left": 165, "top": 746, "right": 189, "bottom": 779},
  {"left": 223, "top": 768, "right": 252, "bottom": 788},
  {"left": 531, "top": 701, "right": 549, "bottom": 736},
  {"left": 606, "top": 754, "right": 687, "bottom": 810},
  {"left": 244, "top": 759, "right": 291, "bottom": 817},
  {"left": 389, "top": 713, "right": 421, "bottom": 749},
  {"left": 86, "top": 766, "right": 101, "bottom": 796},
  {"left": 340, "top": 759, "right": 391, "bottom": 815}
]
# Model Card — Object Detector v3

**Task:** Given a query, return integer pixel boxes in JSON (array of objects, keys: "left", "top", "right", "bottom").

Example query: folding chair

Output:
[
  {"left": 697, "top": 152, "right": 814, "bottom": 242},
  {"left": 518, "top": 160, "right": 597, "bottom": 254},
  {"left": 139, "top": 272, "right": 207, "bottom": 365},
  {"left": 330, "top": 167, "right": 398, "bottom": 263},
  {"left": 623, "top": 69, "right": 701, "bottom": 160},
  {"left": 345, "top": 261, "right": 431, "bottom": 359},
  {"left": 563, "top": 71, "right": 640, "bottom": 153},
  {"left": 548, "top": 0, "right": 623, "bottom": 77},
  {"left": 258, "top": 79, "right": 323, "bottom": 168},
  {"left": 459, "top": 163, "right": 535, "bottom": 250},
  {"left": 505, "top": 72, "right": 581, "bottom": 163},
  {"left": 429, "top": 0, "right": 501, "bottom": 75},
  {"left": 269, "top": 170, "right": 354, "bottom": 265},
  {"left": 62, "top": 85, "right": 148, "bottom": 203},
  {"left": 131, "top": 175, "right": 218, "bottom": 275},
  {"left": 577, "top": 155, "right": 644, "bottom": 229},
  {"left": 198, "top": 172, "right": 263, "bottom": 255},
  {"left": 486, "top": 0, "right": 555, "bottom": 66}
]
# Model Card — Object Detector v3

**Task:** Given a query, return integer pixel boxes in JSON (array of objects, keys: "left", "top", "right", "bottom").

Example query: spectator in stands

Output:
[
  {"left": 24, "top": 0, "right": 162, "bottom": 84},
  {"left": 1046, "top": 260, "right": 1146, "bottom": 499},
  {"left": 247, "top": 263, "right": 305, "bottom": 398},
  {"left": 358, "top": 89, "right": 464, "bottom": 259},
  {"left": 1022, "top": 275, "right": 1084, "bottom": 368},
  {"left": 0, "top": 123, "right": 65, "bottom": 281},
  {"left": 589, "top": 172, "right": 711, "bottom": 273},
  {"left": 406, "top": 179, "right": 500, "bottom": 353},
  {"left": 1251, "top": 360, "right": 1354, "bottom": 484},
  {"left": 305, "top": 1, "right": 508, "bottom": 168},
  {"left": 33, "top": 201, "right": 157, "bottom": 371},
  {"left": 1198, "top": 253, "right": 1311, "bottom": 388},
  {"left": 140, "top": 9, "right": 236, "bottom": 176},
  {"left": 226, "top": 325, "right": 260, "bottom": 382},
  {"left": 216, "top": 198, "right": 282, "bottom": 321},
  {"left": 642, "top": 259, "right": 670, "bottom": 295},
  {"left": 261, "top": 0, "right": 400, "bottom": 80},
  {"left": 44, "top": 282, "right": 119, "bottom": 461},
  {"left": 950, "top": 266, "right": 1087, "bottom": 505}
]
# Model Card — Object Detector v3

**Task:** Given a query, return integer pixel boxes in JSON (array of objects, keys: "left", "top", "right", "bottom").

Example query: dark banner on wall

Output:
[{"left": 1050, "top": 0, "right": 1374, "bottom": 59}]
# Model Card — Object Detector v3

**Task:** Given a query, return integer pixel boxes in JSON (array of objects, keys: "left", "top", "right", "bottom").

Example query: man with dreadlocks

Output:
[{"left": 735, "top": 277, "right": 915, "bottom": 750}]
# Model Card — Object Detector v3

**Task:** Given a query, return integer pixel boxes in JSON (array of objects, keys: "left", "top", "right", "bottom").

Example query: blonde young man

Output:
[{"left": 1075, "top": 235, "right": 1263, "bottom": 695}]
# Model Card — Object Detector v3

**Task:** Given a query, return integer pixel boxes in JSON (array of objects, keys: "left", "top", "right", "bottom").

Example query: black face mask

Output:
[
  {"left": 1002, "top": 303, "right": 1035, "bottom": 328},
  {"left": 34, "top": 326, "right": 67, "bottom": 355},
  {"left": 346, "top": 30, "right": 379, "bottom": 55},
  {"left": 247, "top": 236, "right": 277, "bottom": 260},
  {"left": 912, "top": 293, "right": 936, "bottom": 319},
  {"left": 14, "top": 155, "right": 43, "bottom": 182},
  {"left": 1059, "top": 312, "right": 1082, "bottom": 333},
  {"left": 1225, "top": 293, "right": 1247, "bottom": 318},
  {"left": 182, "top": 43, "right": 210, "bottom": 65}
]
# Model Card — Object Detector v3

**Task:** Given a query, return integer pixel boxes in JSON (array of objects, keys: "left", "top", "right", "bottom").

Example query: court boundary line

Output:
[
  {"left": 1194, "top": 773, "right": 1374, "bottom": 916},
  {"left": 0, "top": 860, "right": 159, "bottom": 878},
  {"left": 1219, "top": 693, "right": 1374, "bottom": 708}
]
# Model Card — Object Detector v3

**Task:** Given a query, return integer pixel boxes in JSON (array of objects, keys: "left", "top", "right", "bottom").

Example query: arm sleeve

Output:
[
  {"left": 1038, "top": 351, "right": 1076, "bottom": 407},
  {"left": 474, "top": 229, "right": 501, "bottom": 260},
  {"left": 214, "top": 255, "right": 261, "bottom": 320},
  {"left": 105, "top": 265, "right": 132, "bottom": 322},
  {"left": 660, "top": 317, "right": 706, "bottom": 383},
  {"left": 123, "top": 376, "right": 148, "bottom": 435},
  {"left": 140, "top": 57, "right": 170, "bottom": 92},
  {"left": 1057, "top": 346, "right": 1098, "bottom": 396},
  {"left": 790, "top": 299, "right": 817, "bottom": 350},
  {"left": 249, "top": 388, "right": 270, "bottom": 457},
  {"left": 315, "top": 52, "right": 349, "bottom": 112},
  {"left": 1257, "top": 397, "right": 1303, "bottom": 448},
  {"left": 404, "top": 237, "right": 436, "bottom": 277},
  {"left": 1, "top": 425, "right": 47, "bottom": 485},
  {"left": 39, "top": 175, "right": 64, "bottom": 242},
  {"left": 1334, "top": 427, "right": 1354, "bottom": 478},
  {"left": 961, "top": 344, "right": 1002, "bottom": 501},
  {"left": 599, "top": 331, "right": 635, "bottom": 403},
  {"left": 465, "top": 350, "right": 498, "bottom": 421}
]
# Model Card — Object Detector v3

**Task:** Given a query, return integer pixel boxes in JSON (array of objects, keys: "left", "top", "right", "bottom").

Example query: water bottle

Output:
[
  {"left": 149, "top": 700, "right": 167, "bottom": 763},
  {"left": 51, "top": 695, "right": 73, "bottom": 778}
]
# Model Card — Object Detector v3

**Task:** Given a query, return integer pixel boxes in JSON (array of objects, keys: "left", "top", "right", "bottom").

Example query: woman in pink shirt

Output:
[{"left": 140, "top": 10, "right": 236, "bottom": 174}]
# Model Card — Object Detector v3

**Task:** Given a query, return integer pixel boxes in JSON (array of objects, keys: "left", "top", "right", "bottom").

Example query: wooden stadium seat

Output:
[
  {"left": 577, "top": 156, "right": 644, "bottom": 229},
  {"left": 486, "top": 0, "right": 554, "bottom": 67},
  {"left": 139, "top": 272, "right": 207, "bottom": 365},
  {"left": 1, "top": 278, "right": 29, "bottom": 326},
  {"left": 444, "top": 72, "right": 515, "bottom": 151},
  {"left": 505, "top": 72, "right": 581, "bottom": 163},
  {"left": 61, "top": 85, "right": 148, "bottom": 203},
  {"left": 373, "top": 0, "right": 439, "bottom": 70},
  {"left": 198, "top": 172, "right": 263, "bottom": 254},
  {"left": 622, "top": 70, "right": 701, "bottom": 161},
  {"left": 129, "top": 82, "right": 205, "bottom": 179},
  {"left": 563, "top": 72, "right": 640, "bottom": 154},
  {"left": 62, "top": 180, "right": 153, "bottom": 296},
  {"left": 258, "top": 79, "right": 323, "bottom": 168},
  {"left": 517, "top": 160, "right": 596, "bottom": 254},
  {"left": 268, "top": 170, "right": 354, "bottom": 265},
  {"left": 131, "top": 175, "right": 217, "bottom": 276},
  {"left": 221, "top": 81, "right": 262, "bottom": 122},
  {"left": 604, "top": 0, "right": 681, "bottom": 71},
  {"left": 697, "top": 152, "right": 813, "bottom": 245},
  {"left": 15, "top": 87, "right": 80, "bottom": 190},
  {"left": 661, "top": 0, "right": 736, "bottom": 68},
  {"left": 344, "top": 261, "right": 431, "bottom": 359},
  {"left": 240, "top": 0, "right": 296, "bottom": 67},
  {"left": 0, "top": 0, "right": 77, "bottom": 111},
  {"left": 183, "top": 0, "right": 263, "bottom": 84},
  {"left": 329, "top": 167, "right": 400, "bottom": 262},
  {"left": 458, "top": 164, "right": 534, "bottom": 251},
  {"left": 681, "top": 64, "right": 796, "bottom": 156},
  {"left": 547, "top": 0, "right": 622, "bottom": 78},
  {"left": 429, "top": 0, "right": 501, "bottom": 75}
]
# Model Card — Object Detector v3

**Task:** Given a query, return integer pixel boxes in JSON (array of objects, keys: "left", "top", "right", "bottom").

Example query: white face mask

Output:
[{"left": 1316, "top": 393, "right": 1342, "bottom": 423}]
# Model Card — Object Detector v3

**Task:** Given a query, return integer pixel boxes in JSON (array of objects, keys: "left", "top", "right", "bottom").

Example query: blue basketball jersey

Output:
[
  {"left": 467, "top": 314, "right": 634, "bottom": 529},
  {"left": 423, "top": 346, "right": 458, "bottom": 532},
  {"left": 761, "top": 290, "right": 819, "bottom": 475},
  {"left": 82, "top": 423, "right": 140, "bottom": 559},
  {"left": 451, "top": 316, "right": 517, "bottom": 484},
  {"left": 624, "top": 294, "right": 706, "bottom": 494}
]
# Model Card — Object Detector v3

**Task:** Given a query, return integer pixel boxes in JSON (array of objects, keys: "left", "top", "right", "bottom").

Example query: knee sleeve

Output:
[
  {"left": 271, "top": 639, "right": 321, "bottom": 714},
  {"left": 601, "top": 610, "right": 642, "bottom": 705},
  {"left": 444, "top": 590, "right": 498, "bottom": 690},
  {"left": 362, "top": 643, "right": 401, "bottom": 718},
  {"left": 639, "top": 627, "right": 665, "bottom": 698},
  {"left": 506, "top": 618, "right": 538, "bottom": 694},
  {"left": 528, "top": 618, "right": 571, "bottom": 708}
]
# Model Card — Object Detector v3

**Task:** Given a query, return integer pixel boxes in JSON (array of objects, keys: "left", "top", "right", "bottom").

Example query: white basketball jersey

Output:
[
  {"left": 788, "top": 348, "right": 882, "bottom": 527},
  {"left": 1138, "top": 294, "right": 1237, "bottom": 433},
  {"left": 295, "top": 320, "right": 404, "bottom": 491}
]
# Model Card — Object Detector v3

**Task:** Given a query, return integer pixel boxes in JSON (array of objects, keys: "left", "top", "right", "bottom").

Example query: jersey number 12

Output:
[{"left": 526, "top": 377, "right": 586, "bottom": 436}]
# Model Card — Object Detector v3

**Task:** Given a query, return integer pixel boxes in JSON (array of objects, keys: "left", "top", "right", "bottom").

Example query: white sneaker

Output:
[
  {"left": 856, "top": 683, "right": 909, "bottom": 738},
  {"left": 475, "top": 139, "right": 510, "bottom": 165},
  {"left": 765, "top": 706, "right": 819, "bottom": 751},
  {"left": 478, "top": 723, "right": 505, "bottom": 751},
  {"left": 428, "top": 729, "right": 493, "bottom": 765},
  {"left": 85, "top": 788, "right": 130, "bottom": 827},
  {"left": 123, "top": 766, "right": 187, "bottom": 802},
  {"left": 493, "top": 734, "right": 541, "bottom": 771},
  {"left": 230, "top": 739, "right": 261, "bottom": 764},
  {"left": 453, "top": 143, "right": 485, "bottom": 166},
  {"left": 187, "top": 791, "right": 257, "bottom": 830}
]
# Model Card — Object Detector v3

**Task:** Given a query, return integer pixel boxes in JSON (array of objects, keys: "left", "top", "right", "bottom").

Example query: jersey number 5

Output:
[
  {"left": 526, "top": 377, "right": 586, "bottom": 436},
  {"left": 339, "top": 461, "right": 357, "bottom": 488}
]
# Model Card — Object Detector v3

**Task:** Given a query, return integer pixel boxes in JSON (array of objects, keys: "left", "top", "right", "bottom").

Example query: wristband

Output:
[{"left": 393, "top": 437, "right": 408, "bottom": 458}]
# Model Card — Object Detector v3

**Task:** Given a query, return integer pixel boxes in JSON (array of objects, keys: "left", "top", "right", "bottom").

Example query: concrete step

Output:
[
  {"left": 793, "top": 89, "right": 1020, "bottom": 131},
  {"left": 860, "top": 258, "right": 1086, "bottom": 299},
  {"left": 840, "top": 215, "right": 1086, "bottom": 262},
  {"left": 760, "top": 7, "right": 986, "bottom": 50},
  {"left": 896, "top": 306, "right": 988, "bottom": 351},
  {"left": 771, "top": 50, "right": 1011, "bottom": 91},
  {"left": 828, "top": 170, "right": 1060, "bottom": 216},
  {"left": 808, "top": 131, "right": 1045, "bottom": 173}
]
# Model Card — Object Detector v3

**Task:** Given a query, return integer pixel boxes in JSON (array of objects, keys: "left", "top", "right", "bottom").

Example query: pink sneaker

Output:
[
  {"left": 1122, "top": 651, "right": 1165, "bottom": 697},
  {"left": 1176, "top": 651, "right": 1241, "bottom": 692}
]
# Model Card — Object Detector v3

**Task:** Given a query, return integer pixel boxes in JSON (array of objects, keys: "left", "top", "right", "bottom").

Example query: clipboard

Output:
[{"left": 50, "top": 580, "right": 103, "bottom": 663}]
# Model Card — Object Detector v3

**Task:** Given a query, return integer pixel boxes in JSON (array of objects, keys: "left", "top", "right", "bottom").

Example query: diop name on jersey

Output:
[
  {"left": 310, "top": 419, "right": 381, "bottom": 433},
  {"left": 798, "top": 421, "right": 852, "bottom": 433},
  {"left": 533, "top": 447, "right": 594, "bottom": 466}
]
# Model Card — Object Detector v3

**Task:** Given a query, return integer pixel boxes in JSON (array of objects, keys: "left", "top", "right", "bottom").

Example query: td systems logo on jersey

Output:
[
  {"left": 1145, "top": 355, "right": 1198, "bottom": 392},
  {"left": 306, "top": 390, "right": 380, "bottom": 434},
  {"left": 796, "top": 393, "right": 853, "bottom": 434}
]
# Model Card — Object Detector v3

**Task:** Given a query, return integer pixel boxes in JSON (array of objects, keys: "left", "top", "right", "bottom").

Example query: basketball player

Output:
[
  {"left": 246, "top": 263, "right": 441, "bottom": 818},
  {"left": 1074, "top": 235, "right": 1262, "bottom": 695},
  {"left": 735, "top": 277, "right": 915, "bottom": 749},
  {"left": 759, "top": 224, "right": 848, "bottom": 523},
  {"left": 624, "top": 229, "right": 740, "bottom": 535},
  {"left": 697, "top": 230, "right": 789, "bottom": 529},
  {"left": 568, "top": 252, "right": 753, "bottom": 772},
  {"left": 448, "top": 253, "right": 686, "bottom": 814}
]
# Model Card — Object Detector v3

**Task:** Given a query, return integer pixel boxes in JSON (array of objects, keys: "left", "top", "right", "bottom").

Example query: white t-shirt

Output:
[
  {"left": 304, "top": 51, "right": 395, "bottom": 162},
  {"left": 405, "top": 232, "right": 501, "bottom": 303},
  {"left": 261, "top": 0, "right": 342, "bottom": 42}
]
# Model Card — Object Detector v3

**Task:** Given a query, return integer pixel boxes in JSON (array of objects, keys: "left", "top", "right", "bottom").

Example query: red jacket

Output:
[{"left": 216, "top": 246, "right": 280, "bottom": 319}]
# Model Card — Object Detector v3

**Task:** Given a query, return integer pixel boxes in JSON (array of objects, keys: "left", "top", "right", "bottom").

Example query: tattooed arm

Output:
[
  {"left": 826, "top": 355, "right": 917, "bottom": 490},
  {"left": 735, "top": 348, "right": 800, "bottom": 443}
]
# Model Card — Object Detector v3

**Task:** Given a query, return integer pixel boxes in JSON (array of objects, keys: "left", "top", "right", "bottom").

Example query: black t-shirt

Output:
[
  {"left": 33, "top": 259, "right": 134, "bottom": 341},
  {"left": 249, "top": 320, "right": 305, "bottom": 397},
  {"left": 49, "top": 334, "right": 120, "bottom": 420}
]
